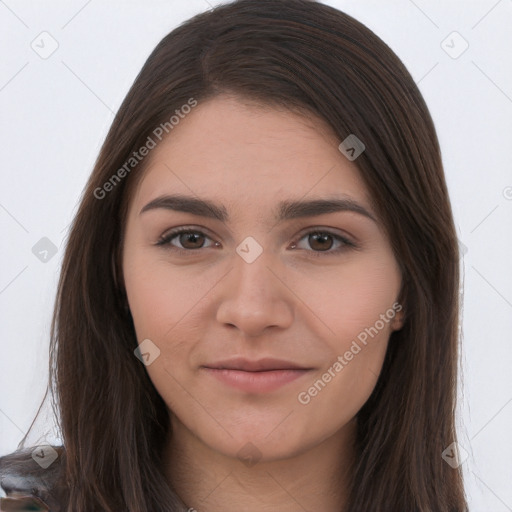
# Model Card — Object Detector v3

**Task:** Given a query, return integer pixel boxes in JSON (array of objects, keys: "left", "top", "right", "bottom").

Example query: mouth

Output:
[{"left": 201, "top": 357, "right": 313, "bottom": 393}]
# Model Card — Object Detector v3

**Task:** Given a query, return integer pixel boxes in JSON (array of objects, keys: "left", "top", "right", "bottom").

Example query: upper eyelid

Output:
[
  {"left": 158, "top": 226, "right": 216, "bottom": 242},
  {"left": 158, "top": 226, "right": 355, "bottom": 247}
]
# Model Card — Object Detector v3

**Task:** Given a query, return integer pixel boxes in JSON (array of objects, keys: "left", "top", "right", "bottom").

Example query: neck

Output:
[{"left": 163, "top": 417, "right": 357, "bottom": 512}]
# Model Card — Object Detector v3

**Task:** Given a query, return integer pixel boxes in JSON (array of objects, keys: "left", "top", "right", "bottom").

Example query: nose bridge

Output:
[
  {"left": 231, "top": 239, "right": 280, "bottom": 303},
  {"left": 215, "top": 239, "right": 293, "bottom": 334}
]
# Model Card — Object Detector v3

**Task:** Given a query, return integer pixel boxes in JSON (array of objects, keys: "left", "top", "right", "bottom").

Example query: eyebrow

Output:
[{"left": 139, "top": 193, "right": 377, "bottom": 223}]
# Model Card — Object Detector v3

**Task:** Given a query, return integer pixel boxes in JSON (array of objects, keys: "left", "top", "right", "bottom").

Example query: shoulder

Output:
[{"left": 0, "top": 445, "right": 67, "bottom": 511}]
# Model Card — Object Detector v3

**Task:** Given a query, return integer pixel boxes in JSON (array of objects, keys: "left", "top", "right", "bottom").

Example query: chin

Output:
[{"left": 202, "top": 417, "right": 318, "bottom": 462}]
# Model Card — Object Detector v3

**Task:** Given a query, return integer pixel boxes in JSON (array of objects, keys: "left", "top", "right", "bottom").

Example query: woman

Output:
[{"left": 0, "top": 0, "right": 468, "bottom": 510}]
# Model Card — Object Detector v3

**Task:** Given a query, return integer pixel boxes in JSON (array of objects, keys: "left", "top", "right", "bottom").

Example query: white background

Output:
[{"left": 1, "top": 1, "right": 511, "bottom": 510}]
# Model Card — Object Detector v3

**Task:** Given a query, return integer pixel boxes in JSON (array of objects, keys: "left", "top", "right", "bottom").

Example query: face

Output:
[{"left": 122, "top": 95, "right": 403, "bottom": 463}]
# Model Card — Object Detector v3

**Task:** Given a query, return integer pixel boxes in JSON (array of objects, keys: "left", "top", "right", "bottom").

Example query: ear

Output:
[{"left": 390, "top": 307, "right": 405, "bottom": 331}]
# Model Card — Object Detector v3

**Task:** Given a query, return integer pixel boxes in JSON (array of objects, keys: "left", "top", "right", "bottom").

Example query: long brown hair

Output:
[{"left": 1, "top": 0, "right": 467, "bottom": 510}]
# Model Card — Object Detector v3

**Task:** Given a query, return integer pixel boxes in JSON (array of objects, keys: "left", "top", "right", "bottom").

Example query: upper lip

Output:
[{"left": 202, "top": 357, "right": 311, "bottom": 372}]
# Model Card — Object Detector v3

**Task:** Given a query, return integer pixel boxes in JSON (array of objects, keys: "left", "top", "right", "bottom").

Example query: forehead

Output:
[{"left": 129, "top": 95, "right": 372, "bottom": 216}]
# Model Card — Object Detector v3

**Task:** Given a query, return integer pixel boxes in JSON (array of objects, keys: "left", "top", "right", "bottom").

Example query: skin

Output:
[{"left": 122, "top": 95, "right": 404, "bottom": 512}]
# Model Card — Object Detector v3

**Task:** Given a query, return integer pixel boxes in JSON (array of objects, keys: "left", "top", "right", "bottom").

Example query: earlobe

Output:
[{"left": 391, "top": 310, "right": 405, "bottom": 331}]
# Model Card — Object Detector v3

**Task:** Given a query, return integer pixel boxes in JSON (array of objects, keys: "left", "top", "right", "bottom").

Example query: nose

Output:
[{"left": 215, "top": 246, "right": 294, "bottom": 337}]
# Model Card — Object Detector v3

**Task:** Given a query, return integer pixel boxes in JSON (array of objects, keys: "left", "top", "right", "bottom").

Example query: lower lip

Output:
[{"left": 201, "top": 368, "right": 311, "bottom": 393}]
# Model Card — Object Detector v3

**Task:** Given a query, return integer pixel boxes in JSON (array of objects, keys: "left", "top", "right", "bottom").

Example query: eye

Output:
[
  {"left": 156, "top": 226, "right": 217, "bottom": 251},
  {"left": 156, "top": 226, "right": 356, "bottom": 257},
  {"left": 291, "top": 229, "right": 356, "bottom": 256}
]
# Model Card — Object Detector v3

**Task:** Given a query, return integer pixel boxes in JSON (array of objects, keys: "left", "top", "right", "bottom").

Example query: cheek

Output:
[
  {"left": 123, "top": 250, "right": 214, "bottom": 341},
  {"left": 122, "top": 255, "right": 210, "bottom": 413},
  {"left": 294, "top": 258, "right": 400, "bottom": 423},
  {"left": 123, "top": 252, "right": 221, "bottom": 400},
  {"left": 292, "top": 250, "right": 401, "bottom": 343}
]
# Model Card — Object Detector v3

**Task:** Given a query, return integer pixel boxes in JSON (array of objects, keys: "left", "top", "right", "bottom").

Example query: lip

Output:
[
  {"left": 201, "top": 358, "right": 313, "bottom": 393},
  {"left": 203, "top": 357, "right": 311, "bottom": 372}
]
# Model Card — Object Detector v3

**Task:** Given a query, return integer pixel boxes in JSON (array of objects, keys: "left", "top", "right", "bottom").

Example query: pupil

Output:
[
  {"left": 181, "top": 233, "right": 204, "bottom": 248},
  {"left": 310, "top": 233, "right": 332, "bottom": 251}
]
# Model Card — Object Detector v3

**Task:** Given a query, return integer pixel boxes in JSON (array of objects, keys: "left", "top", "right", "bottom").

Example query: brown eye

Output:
[
  {"left": 291, "top": 229, "right": 356, "bottom": 256},
  {"left": 308, "top": 232, "right": 334, "bottom": 251},
  {"left": 177, "top": 231, "right": 206, "bottom": 249},
  {"left": 156, "top": 228, "right": 217, "bottom": 252}
]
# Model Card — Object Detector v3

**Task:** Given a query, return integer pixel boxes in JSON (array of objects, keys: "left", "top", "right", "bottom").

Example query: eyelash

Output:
[{"left": 155, "top": 226, "right": 357, "bottom": 257}]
